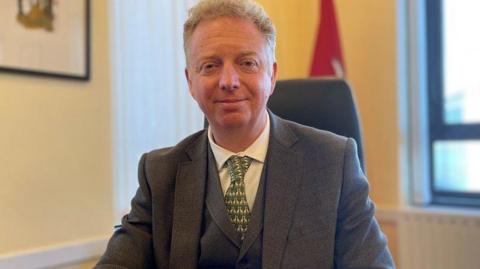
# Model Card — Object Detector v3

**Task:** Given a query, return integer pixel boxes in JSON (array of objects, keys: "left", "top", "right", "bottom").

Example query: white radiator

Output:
[{"left": 397, "top": 208, "right": 480, "bottom": 269}]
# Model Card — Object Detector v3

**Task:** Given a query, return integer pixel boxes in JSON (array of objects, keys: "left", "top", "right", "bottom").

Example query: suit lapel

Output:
[
  {"left": 262, "top": 113, "right": 303, "bottom": 269},
  {"left": 169, "top": 133, "right": 208, "bottom": 269}
]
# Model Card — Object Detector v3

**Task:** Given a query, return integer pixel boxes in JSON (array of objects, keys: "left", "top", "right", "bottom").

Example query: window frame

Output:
[{"left": 426, "top": 0, "right": 480, "bottom": 207}]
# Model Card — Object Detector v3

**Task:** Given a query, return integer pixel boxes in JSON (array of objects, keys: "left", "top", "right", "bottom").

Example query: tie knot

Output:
[{"left": 226, "top": 155, "right": 252, "bottom": 182}]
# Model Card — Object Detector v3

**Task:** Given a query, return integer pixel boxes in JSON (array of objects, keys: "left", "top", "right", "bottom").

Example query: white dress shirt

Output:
[{"left": 207, "top": 116, "right": 270, "bottom": 210}]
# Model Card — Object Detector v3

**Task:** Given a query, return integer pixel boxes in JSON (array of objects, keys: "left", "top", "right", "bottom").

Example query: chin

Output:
[
  {"left": 218, "top": 119, "right": 249, "bottom": 129},
  {"left": 213, "top": 113, "right": 250, "bottom": 129}
]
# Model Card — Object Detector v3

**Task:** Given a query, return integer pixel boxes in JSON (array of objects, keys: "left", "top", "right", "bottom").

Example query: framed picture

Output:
[{"left": 0, "top": 0, "right": 90, "bottom": 80}]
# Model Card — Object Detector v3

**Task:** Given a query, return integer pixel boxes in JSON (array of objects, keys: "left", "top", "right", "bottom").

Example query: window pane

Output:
[
  {"left": 433, "top": 140, "right": 480, "bottom": 193},
  {"left": 443, "top": 0, "right": 480, "bottom": 124}
]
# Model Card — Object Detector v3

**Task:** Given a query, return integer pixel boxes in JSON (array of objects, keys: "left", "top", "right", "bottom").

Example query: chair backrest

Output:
[{"left": 267, "top": 78, "right": 365, "bottom": 171}]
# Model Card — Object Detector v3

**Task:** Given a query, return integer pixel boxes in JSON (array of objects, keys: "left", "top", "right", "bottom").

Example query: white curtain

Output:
[{"left": 110, "top": 0, "right": 201, "bottom": 220}]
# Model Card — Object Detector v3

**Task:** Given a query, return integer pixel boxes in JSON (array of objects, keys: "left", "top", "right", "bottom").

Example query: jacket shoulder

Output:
[
  {"left": 141, "top": 129, "right": 206, "bottom": 174},
  {"left": 281, "top": 118, "right": 349, "bottom": 150}
]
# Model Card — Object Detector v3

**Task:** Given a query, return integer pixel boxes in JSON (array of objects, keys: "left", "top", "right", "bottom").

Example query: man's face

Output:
[{"left": 185, "top": 17, "right": 277, "bottom": 132}]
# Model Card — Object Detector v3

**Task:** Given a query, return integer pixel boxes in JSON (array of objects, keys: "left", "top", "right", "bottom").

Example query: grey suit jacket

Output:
[{"left": 95, "top": 113, "right": 395, "bottom": 269}]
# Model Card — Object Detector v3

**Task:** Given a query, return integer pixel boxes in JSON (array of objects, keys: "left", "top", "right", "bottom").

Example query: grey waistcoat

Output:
[{"left": 198, "top": 147, "right": 266, "bottom": 268}]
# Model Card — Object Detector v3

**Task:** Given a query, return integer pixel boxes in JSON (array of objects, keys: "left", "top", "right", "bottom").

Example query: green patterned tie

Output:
[{"left": 224, "top": 155, "right": 252, "bottom": 240}]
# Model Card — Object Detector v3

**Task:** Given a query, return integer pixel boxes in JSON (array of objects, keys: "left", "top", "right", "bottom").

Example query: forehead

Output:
[{"left": 187, "top": 17, "right": 268, "bottom": 61}]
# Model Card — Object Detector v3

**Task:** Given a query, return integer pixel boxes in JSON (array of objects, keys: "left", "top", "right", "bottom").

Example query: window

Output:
[{"left": 426, "top": 0, "right": 480, "bottom": 206}]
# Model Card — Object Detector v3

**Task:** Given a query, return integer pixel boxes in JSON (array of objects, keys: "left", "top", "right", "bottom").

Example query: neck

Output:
[{"left": 210, "top": 112, "right": 268, "bottom": 153}]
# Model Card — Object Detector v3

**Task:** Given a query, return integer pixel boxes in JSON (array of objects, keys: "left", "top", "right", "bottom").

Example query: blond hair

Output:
[{"left": 183, "top": 0, "right": 276, "bottom": 64}]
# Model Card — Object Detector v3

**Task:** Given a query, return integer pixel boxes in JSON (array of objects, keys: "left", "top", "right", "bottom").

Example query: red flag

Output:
[{"left": 310, "top": 0, "right": 345, "bottom": 77}]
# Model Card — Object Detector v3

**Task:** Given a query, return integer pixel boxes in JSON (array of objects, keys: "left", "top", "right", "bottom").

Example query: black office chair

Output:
[{"left": 268, "top": 78, "right": 365, "bottom": 171}]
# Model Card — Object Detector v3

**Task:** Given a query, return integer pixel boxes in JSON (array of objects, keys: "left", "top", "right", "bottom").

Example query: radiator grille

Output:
[{"left": 398, "top": 210, "right": 480, "bottom": 269}]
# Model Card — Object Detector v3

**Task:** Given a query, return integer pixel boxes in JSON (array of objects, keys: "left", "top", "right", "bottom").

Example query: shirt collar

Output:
[{"left": 208, "top": 114, "right": 270, "bottom": 170}]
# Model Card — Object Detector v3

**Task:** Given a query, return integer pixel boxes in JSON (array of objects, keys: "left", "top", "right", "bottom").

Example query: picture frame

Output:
[{"left": 0, "top": 0, "right": 90, "bottom": 80}]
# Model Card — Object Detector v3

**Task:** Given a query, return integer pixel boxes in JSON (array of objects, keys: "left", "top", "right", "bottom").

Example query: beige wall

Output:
[
  {"left": 258, "top": 0, "right": 400, "bottom": 263},
  {"left": 0, "top": 0, "right": 113, "bottom": 254},
  {"left": 336, "top": 0, "right": 399, "bottom": 206}
]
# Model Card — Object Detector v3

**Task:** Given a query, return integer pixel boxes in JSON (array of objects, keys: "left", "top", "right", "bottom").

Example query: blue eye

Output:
[
  {"left": 241, "top": 60, "right": 259, "bottom": 71},
  {"left": 200, "top": 62, "right": 218, "bottom": 74}
]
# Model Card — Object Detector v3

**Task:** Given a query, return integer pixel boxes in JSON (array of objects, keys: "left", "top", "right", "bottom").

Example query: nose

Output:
[{"left": 219, "top": 64, "right": 240, "bottom": 91}]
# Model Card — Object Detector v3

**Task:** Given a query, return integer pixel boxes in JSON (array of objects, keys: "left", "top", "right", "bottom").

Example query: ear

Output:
[{"left": 268, "top": 62, "right": 278, "bottom": 96}]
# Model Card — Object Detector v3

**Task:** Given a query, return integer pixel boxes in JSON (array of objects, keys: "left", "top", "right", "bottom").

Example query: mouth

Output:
[{"left": 215, "top": 98, "right": 247, "bottom": 104}]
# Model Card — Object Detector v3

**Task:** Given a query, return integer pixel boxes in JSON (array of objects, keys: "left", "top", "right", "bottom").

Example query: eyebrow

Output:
[
  {"left": 237, "top": 51, "right": 259, "bottom": 58},
  {"left": 196, "top": 51, "right": 259, "bottom": 61}
]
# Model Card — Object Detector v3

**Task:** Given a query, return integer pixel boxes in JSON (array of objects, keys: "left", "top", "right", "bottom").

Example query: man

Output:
[{"left": 95, "top": 0, "right": 395, "bottom": 268}]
